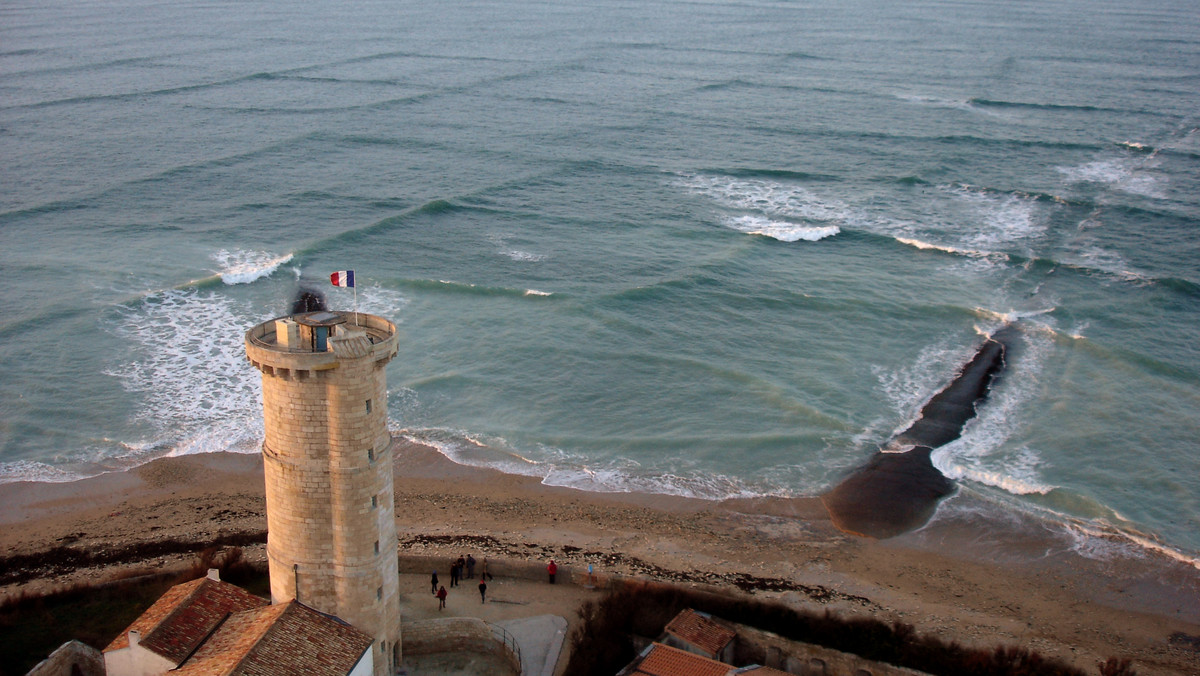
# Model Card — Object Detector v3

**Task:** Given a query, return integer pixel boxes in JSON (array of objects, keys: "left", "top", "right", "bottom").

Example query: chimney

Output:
[
  {"left": 207, "top": 568, "right": 220, "bottom": 581},
  {"left": 128, "top": 629, "right": 141, "bottom": 648}
]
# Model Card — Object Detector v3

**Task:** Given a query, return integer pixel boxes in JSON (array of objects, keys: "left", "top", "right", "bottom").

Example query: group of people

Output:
[
  {"left": 432, "top": 553, "right": 493, "bottom": 609},
  {"left": 431, "top": 556, "right": 566, "bottom": 610}
]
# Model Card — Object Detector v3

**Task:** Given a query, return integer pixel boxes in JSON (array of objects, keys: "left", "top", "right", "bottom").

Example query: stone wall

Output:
[
  {"left": 401, "top": 617, "right": 521, "bottom": 674},
  {"left": 732, "top": 623, "right": 931, "bottom": 676},
  {"left": 398, "top": 553, "right": 614, "bottom": 589}
]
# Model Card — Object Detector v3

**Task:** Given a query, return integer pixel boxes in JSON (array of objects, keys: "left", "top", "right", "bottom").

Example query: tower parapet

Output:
[{"left": 245, "top": 310, "right": 401, "bottom": 675}]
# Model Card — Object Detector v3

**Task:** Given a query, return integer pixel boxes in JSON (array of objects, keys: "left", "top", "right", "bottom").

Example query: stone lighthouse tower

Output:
[{"left": 245, "top": 310, "right": 401, "bottom": 675}]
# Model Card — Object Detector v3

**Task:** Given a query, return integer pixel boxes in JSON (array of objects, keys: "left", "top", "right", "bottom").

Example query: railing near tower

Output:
[{"left": 486, "top": 621, "right": 522, "bottom": 673}]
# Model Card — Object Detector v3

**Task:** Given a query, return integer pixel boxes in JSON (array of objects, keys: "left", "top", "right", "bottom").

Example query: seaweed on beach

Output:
[
  {"left": 0, "top": 531, "right": 267, "bottom": 586},
  {"left": 566, "top": 582, "right": 1097, "bottom": 676}
]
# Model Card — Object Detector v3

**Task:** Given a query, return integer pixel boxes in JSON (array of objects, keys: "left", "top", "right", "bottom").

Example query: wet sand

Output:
[{"left": 1, "top": 441, "right": 1198, "bottom": 675}]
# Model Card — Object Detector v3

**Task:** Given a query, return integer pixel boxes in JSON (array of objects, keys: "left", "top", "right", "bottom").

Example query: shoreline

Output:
[{"left": 2, "top": 442, "right": 1198, "bottom": 675}]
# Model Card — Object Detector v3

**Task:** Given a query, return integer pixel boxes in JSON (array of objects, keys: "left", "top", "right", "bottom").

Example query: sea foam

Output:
[
  {"left": 212, "top": 249, "right": 295, "bottom": 285},
  {"left": 1056, "top": 157, "right": 1166, "bottom": 199},
  {"left": 105, "top": 288, "right": 268, "bottom": 462},
  {"left": 725, "top": 215, "right": 839, "bottom": 242}
]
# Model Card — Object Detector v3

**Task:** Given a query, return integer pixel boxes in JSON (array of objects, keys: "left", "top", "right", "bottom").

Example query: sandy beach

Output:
[{"left": 2, "top": 440, "right": 1198, "bottom": 675}]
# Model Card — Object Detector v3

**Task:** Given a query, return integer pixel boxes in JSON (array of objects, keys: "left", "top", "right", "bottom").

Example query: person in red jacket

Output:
[
  {"left": 436, "top": 585, "right": 448, "bottom": 610},
  {"left": 547, "top": 559, "right": 557, "bottom": 584}
]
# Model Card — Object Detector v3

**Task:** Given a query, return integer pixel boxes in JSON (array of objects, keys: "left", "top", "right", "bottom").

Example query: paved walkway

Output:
[{"left": 397, "top": 572, "right": 593, "bottom": 676}]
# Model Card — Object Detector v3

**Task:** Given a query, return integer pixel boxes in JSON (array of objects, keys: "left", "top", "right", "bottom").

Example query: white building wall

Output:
[
  {"left": 103, "top": 634, "right": 176, "bottom": 676},
  {"left": 347, "top": 648, "right": 374, "bottom": 676}
]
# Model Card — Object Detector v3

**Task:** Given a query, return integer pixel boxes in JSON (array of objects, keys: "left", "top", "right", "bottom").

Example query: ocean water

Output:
[{"left": 2, "top": 0, "right": 1199, "bottom": 567}]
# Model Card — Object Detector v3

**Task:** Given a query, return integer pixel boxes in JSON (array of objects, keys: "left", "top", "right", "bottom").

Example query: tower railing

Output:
[{"left": 486, "top": 621, "right": 523, "bottom": 674}]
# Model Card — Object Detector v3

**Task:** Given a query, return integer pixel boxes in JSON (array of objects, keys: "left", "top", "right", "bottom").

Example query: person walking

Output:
[
  {"left": 436, "top": 585, "right": 447, "bottom": 610},
  {"left": 450, "top": 559, "right": 460, "bottom": 588},
  {"left": 478, "top": 577, "right": 487, "bottom": 604},
  {"left": 466, "top": 554, "right": 476, "bottom": 579},
  {"left": 481, "top": 557, "right": 493, "bottom": 581},
  {"left": 547, "top": 559, "right": 557, "bottom": 584},
  {"left": 430, "top": 570, "right": 439, "bottom": 595}
]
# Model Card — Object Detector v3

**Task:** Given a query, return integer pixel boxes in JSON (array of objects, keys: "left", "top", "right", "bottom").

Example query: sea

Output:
[{"left": 2, "top": 0, "right": 1198, "bottom": 576}]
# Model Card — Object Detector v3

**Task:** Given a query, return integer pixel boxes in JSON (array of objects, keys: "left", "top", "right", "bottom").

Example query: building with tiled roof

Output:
[
  {"left": 726, "top": 667, "right": 792, "bottom": 676},
  {"left": 662, "top": 608, "right": 736, "bottom": 662},
  {"left": 104, "top": 570, "right": 375, "bottom": 676},
  {"left": 618, "top": 642, "right": 736, "bottom": 676},
  {"left": 103, "top": 570, "right": 268, "bottom": 675},
  {"left": 173, "top": 600, "right": 374, "bottom": 676}
]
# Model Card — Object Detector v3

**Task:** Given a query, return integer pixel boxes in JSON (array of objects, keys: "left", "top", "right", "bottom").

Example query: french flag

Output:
[{"left": 330, "top": 270, "right": 355, "bottom": 288}]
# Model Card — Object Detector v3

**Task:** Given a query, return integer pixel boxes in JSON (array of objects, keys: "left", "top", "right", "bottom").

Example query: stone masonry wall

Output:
[
  {"left": 401, "top": 618, "right": 521, "bottom": 674},
  {"left": 247, "top": 314, "right": 402, "bottom": 676}
]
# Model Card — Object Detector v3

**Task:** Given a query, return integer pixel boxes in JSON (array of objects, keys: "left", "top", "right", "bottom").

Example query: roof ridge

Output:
[
  {"left": 220, "top": 601, "right": 293, "bottom": 676},
  {"left": 142, "top": 577, "right": 210, "bottom": 649}
]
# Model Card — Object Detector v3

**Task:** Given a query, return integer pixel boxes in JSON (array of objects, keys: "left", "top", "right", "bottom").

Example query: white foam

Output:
[
  {"left": 504, "top": 250, "right": 546, "bottom": 262},
  {"left": 1062, "top": 521, "right": 1200, "bottom": 570},
  {"left": 524, "top": 289, "right": 553, "bottom": 297},
  {"left": 896, "top": 237, "right": 1006, "bottom": 260},
  {"left": 972, "top": 307, "right": 1055, "bottom": 326},
  {"left": 406, "top": 428, "right": 765, "bottom": 501},
  {"left": 105, "top": 288, "right": 268, "bottom": 461},
  {"left": 929, "top": 328, "right": 1058, "bottom": 498},
  {"left": 352, "top": 282, "right": 410, "bottom": 319},
  {"left": 542, "top": 464, "right": 759, "bottom": 500},
  {"left": 1056, "top": 158, "right": 1166, "bottom": 199},
  {"left": 935, "top": 446, "right": 1055, "bottom": 495},
  {"left": 486, "top": 232, "right": 546, "bottom": 262},
  {"left": 0, "top": 459, "right": 84, "bottom": 484},
  {"left": 679, "top": 174, "right": 858, "bottom": 225},
  {"left": 893, "top": 93, "right": 1013, "bottom": 119},
  {"left": 872, "top": 337, "right": 977, "bottom": 424},
  {"left": 678, "top": 173, "right": 1045, "bottom": 260},
  {"left": 212, "top": 249, "right": 294, "bottom": 285},
  {"left": 944, "top": 185, "right": 1045, "bottom": 248},
  {"left": 724, "top": 215, "right": 839, "bottom": 242}
]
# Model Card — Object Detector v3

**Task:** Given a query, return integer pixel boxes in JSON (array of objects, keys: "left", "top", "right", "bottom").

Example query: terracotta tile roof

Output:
[
  {"left": 664, "top": 609, "right": 736, "bottom": 656},
  {"left": 104, "top": 577, "right": 267, "bottom": 661},
  {"left": 173, "top": 600, "right": 374, "bottom": 676},
  {"left": 632, "top": 643, "right": 733, "bottom": 676}
]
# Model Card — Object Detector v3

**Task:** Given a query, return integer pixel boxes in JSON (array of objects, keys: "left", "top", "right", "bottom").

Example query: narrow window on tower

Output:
[
  {"left": 365, "top": 399, "right": 372, "bottom": 414},
  {"left": 367, "top": 447, "right": 375, "bottom": 463},
  {"left": 377, "top": 586, "right": 383, "bottom": 600},
  {"left": 371, "top": 495, "right": 378, "bottom": 510},
  {"left": 374, "top": 540, "right": 380, "bottom": 555}
]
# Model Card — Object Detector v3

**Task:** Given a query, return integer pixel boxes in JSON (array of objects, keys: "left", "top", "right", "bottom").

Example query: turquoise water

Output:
[{"left": 2, "top": 0, "right": 1198, "bottom": 564}]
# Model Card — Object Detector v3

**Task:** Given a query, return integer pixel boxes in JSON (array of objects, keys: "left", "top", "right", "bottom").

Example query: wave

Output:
[
  {"left": 1055, "top": 158, "right": 1167, "bottom": 199},
  {"left": 404, "top": 428, "right": 771, "bottom": 500},
  {"left": 700, "top": 167, "right": 840, "bottom": 182},
  {"left": 893, "top": 93, "right": 1016, "bottom": 119},
  {"left": 0, "top": 459, "right": 86, "bottom": 484},
  {"left": 397, "top": 277, "right": 557, "bottom": 300},
  {"left": 967, "top": 97, "right": 1139, "bottom": 116},
  {"left": 211, "top": 249, "right": 294, "bottom": 285},
  {"left": 896, "top": 237, "right": 1008, "bottom": 260},
  {"left": 1, "top": 70, "right": 284, "bottom": 112},
  {"left": 680, "top": 172, "right": 1046, "bottom": 255},
  {"left": 724, "top": 215, "right": 839, "bottom": 242},
  {"left": 680, "top": 171, "right": 1200, "bottom": 294}
]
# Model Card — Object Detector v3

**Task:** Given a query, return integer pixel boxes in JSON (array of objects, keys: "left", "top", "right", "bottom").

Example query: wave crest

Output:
[{"left": 212, "top": 249, "right": 294, "bottom": 285}]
